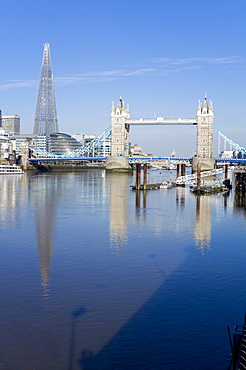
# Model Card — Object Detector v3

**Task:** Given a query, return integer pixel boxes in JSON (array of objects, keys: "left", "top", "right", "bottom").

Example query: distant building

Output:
[
  {"left": 13, "top": 134, "right": 47, "bottom": 155},
  {"left": 81, "top": 134, "right": 111, "bottom": 157},
  {"left": 94, "top": 136, "right": 111, "bottom": 157},
  {"left": 72, "top": 134, "right": 84, "bottom": 144},
  {"left": 130, "top": 144, "right": 142, "bottom": 156},
  {"left": 1, "top": 115, "right": 20, "bottom": 135},
  {"left": 220, "top": 150, "right": 234, "bottom": 159},
  {"left": 0, "top": 129, "right": 16, "bottom": 164},
  {"left": 48, "top": 133, "right": 81, "bottom": 155},
  {"left": 83, "top": 134, "right": 96, "bottom": 145}
]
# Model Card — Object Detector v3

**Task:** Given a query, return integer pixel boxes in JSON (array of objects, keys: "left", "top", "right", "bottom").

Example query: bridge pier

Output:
[
  {"left": 176, "top": 164, "right": 186, "bottom": 177},
  {"left": 106, "top": 156, "right": 131, "bottom": 171},
  {"left": 192, "top": 157, "right": 216, "bottom": 173},
  {"left": 176, "top": 164, "right": 180, "bottom": 177},
  {"left": 136, "top": 163, "right": 141, "bottom": 189},
  {"left": 181, "top": 163, "right": 186, "bottom": 176}
]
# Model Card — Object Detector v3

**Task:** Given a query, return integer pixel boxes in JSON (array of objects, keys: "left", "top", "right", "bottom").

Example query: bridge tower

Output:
[
  {"left": 196, "top": 95, "right": 213, "bottom": 158},
  {"left": 193, "top": 95, "right": 215, "bottom": 171},
  {"left": 106, "top": 96, "right": 131, "bottom": 170},
  {"left": 111, "top": 96, "right": 130, "bottom": 156}
]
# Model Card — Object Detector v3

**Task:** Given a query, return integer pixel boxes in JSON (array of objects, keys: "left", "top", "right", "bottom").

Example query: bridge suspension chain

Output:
[
  {"left": 29, "top": 127, "right": 111, "bottom": 158},
  {"left": 214, "top": 126, "right": 246, "bottom": 155}
]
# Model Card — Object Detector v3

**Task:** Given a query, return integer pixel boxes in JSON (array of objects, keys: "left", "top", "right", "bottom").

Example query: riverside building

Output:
[{"left": 1, "top": 115, "right": 20, "bottom": 136}]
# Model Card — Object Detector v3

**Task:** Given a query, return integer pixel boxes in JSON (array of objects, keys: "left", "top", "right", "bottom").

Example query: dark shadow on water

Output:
[
  {"left": 149, "top": 253, "right": 167, "bottom": 279},
  {"left": 68, "top": 307, "right": 86, "bottom": 370},
  {"left": 77, "top": 246, "right": 242, "bottom": 370}
]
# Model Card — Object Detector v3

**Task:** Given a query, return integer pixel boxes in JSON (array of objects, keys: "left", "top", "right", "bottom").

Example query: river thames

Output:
[{"left": 1, "top": 169, "right": 246, "bottom": 369}]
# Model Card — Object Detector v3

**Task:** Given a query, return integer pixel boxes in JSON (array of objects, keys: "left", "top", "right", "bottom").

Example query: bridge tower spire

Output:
[
  {"left": 33, "top": 43, "right": 59, "bottom": 137},
  {"left": 196, "top": 94, "right": 214, "bottom": 158},
  {"left": 110, "top": 96, "right": 130, "bottom": 156}
]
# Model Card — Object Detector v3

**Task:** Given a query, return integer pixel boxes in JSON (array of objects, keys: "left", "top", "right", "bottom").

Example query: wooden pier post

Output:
[
  {"left": 181, "top": 163, "right": 186, "bottom": 176},
  {"left": 176, "top": 164, "right": 180, "bottom": 178},
  {"left": 136, "top": 163, "right": 141, "bottom": 190},
  {"left": 225, "top": 163, "right": 228, "bottom": 179},
  {"left": 143, "top": 163, "right": 147, "bottom": 190}
]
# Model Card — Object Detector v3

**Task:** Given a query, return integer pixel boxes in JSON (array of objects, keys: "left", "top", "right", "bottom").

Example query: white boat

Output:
[
  {"left": 166, "top": 163, "right": 176, "bottom": 170},
  {"left": 172, "top": 179, "right": 185, "bottom": 187},
  {"left": 0, "top": 164, "right": 24, "bottom": 174},
  {"left": 160, "top": 181, "right": 172, "bottom": 189}
]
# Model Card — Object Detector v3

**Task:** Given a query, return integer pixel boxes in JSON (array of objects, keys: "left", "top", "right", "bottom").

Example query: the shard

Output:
[{"left": 33, "top": 43, "right": 59, "bottom": 136}]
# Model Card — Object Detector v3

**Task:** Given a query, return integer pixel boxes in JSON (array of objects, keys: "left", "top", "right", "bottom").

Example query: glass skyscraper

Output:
[{"left": 33, "top": 43, "right": 59, "bottom": 137}]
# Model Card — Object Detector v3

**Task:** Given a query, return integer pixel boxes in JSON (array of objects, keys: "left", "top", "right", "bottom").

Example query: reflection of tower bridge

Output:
[{"left": 29, "top": 96, "right": 246, "bottom": 169}]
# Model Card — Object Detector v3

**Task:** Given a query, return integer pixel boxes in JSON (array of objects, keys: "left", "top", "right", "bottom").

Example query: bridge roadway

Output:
[
  {"left": 29, "top": 157, "right": 107, "bottom": 163},
  {"left": 29, "top": 156, "right": 192, "bottom": 163},
  {"left": 29, "top": 157, "right": 246, "bottom": 165},
  {"left": 126, "top": 118, "right": 197, "bottom": 125}
]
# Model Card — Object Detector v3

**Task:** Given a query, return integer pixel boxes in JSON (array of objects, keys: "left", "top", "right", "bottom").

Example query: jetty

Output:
[
  {"left": 131, "top": 163, "right": 165, "bottom": 190},
  {"left": 131, "top": 183, "right": 162, "bottom": 190},
  {"left": 234, "top": 167, "right": 246, "bottom": 191},
  {"left": 228, "top": 313, "right": 246, "bottom": 369}
]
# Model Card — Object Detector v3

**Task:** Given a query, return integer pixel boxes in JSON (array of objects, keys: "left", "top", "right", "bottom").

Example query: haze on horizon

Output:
[{"left": 1, "top": 0, "right": 245, "bottom": 157}]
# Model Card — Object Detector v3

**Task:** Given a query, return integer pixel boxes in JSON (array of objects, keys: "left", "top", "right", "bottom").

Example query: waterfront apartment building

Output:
[
  {"left": 82, "top": 134, "right": 111, "bottom": 157},
  {"left": 1, "top": 115, "right": 20, "bottom": 136},
  {"left": 0, "top": 129, "right": 16, "bottom": 164},
  {"left": 13, "top": 134, "right": 47, "bottom": 155}
]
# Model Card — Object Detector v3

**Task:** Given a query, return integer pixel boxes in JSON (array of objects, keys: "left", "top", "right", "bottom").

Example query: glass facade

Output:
[
  {"left": 83, "top": 136, "right": 111, "bottom": 157},
  {"left": 48, "top": 133, "right": 81, "bottom": 155},
  {"left": 33, "top": 43, "right": 58, "bottom": 137}
]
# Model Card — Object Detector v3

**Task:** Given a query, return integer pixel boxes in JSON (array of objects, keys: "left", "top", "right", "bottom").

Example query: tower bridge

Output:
[
  {"left": 26, "top": 45, "right": 245, "bottom": 171},
  {"left": 106, "top": 95, "right": 214, "bottom": 171},
  {"left": 27, "top": 95, "right": 246, "bottom": 172}
]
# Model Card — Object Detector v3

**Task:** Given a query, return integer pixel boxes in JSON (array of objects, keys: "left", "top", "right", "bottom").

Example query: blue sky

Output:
[{"left": 1, "top": 0, "right": 245, "bottom": 156}]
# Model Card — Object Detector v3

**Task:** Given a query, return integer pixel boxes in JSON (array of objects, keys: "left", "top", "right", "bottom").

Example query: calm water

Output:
[{"left": 1, "top": 169, "right": 246, "bottom": 370}]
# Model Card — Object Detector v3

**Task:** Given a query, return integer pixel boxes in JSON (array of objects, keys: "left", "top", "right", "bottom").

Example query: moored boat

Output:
[
  {"left": 190, "top": 180, "right": 229, "bottom": 194},
  {"left": 0, "top": 164, "right": 24, "bottom": 174},
  {"left": 160, "top": 181, "right": 172, "bottom": 189}
]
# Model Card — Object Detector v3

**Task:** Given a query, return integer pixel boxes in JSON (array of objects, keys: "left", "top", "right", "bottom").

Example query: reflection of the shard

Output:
[
  {"left": 30, "top": 174, "right": 58, "bottom": 298},
  {"left": 108, "top": 173, "right": 129, "bottom": 249},
  {"left": 0, "top": 173, "right": 55, "bottom": 297},
  {"left": 31, "top": 170, "right": 108, "bottom": 298},
  {"left": 194, "top": 195, "right": 211, "bottom": 253}
]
